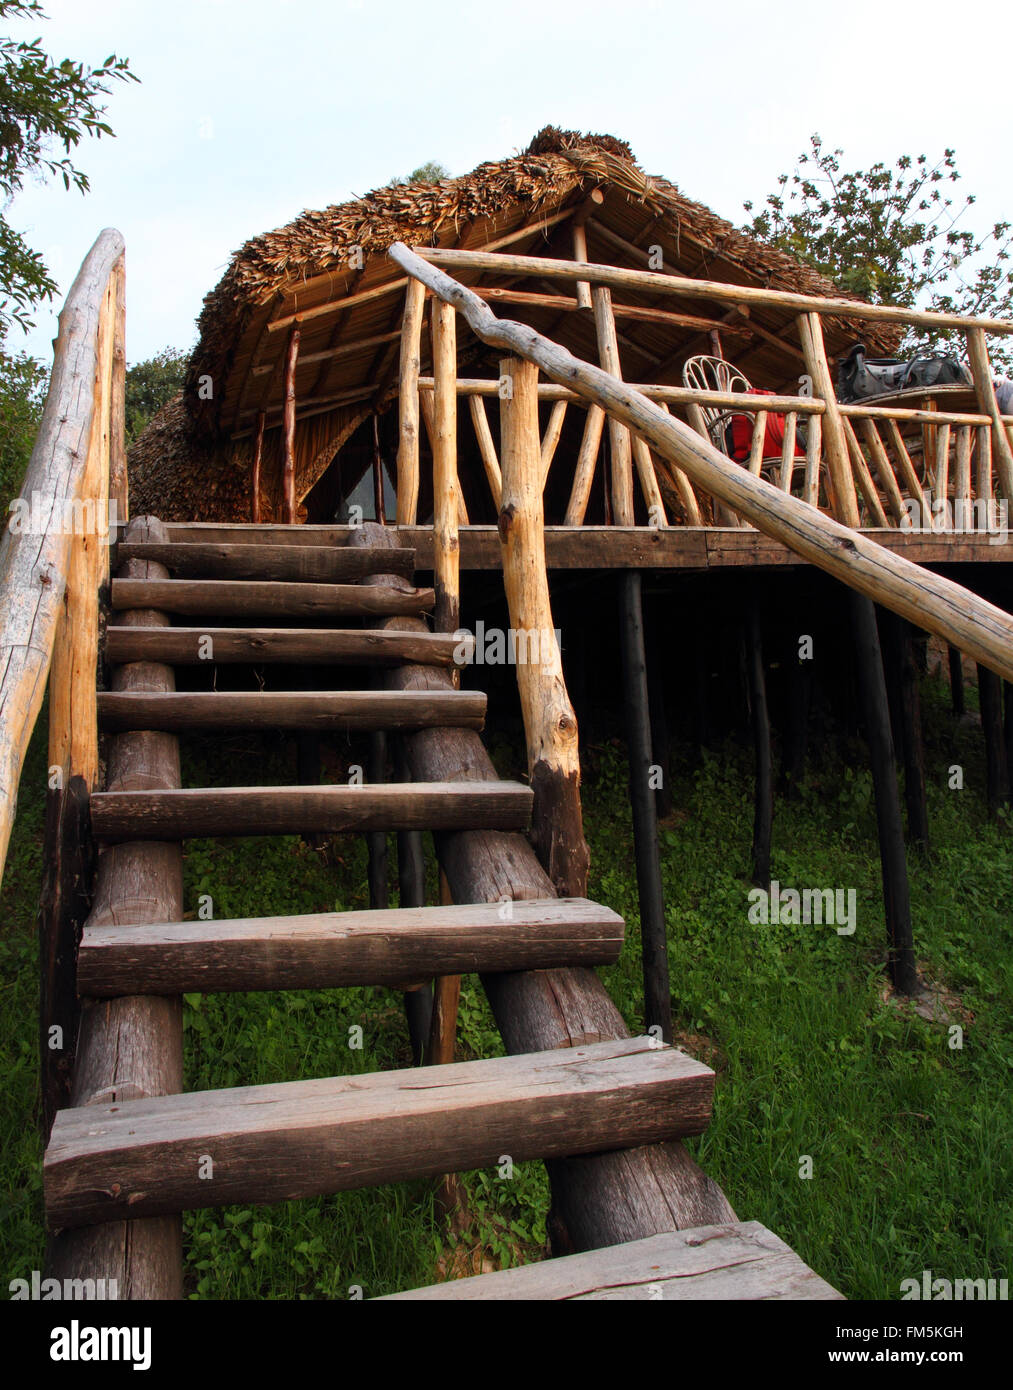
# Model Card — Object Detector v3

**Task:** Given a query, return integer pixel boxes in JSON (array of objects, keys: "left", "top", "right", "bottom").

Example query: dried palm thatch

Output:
[{"left": 130, "top": 126, "right": 902, "bottom": 522}]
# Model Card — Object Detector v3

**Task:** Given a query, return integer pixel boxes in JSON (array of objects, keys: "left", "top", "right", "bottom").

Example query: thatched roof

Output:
[{"left": 130, "top": 126, "right": 901, "bottom": 522}]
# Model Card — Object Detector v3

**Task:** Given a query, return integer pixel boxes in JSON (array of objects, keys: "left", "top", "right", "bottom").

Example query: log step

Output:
[
  {"left": 378, "top": 1222, "right": 843, "bottom": 1300},
  {"left": 77, "top": 897, "right": 625, "bottom": 995},
  {"left": 44, "top": 1038, "right": 713, "bottom": 1228},
  {"left": 97, "top": 690, "right": 487, "bottom": 733},
  {"left": 89, "top": 781, "right": 533, "bottom": 840},
  {"left": 110, "top": 578, "right": 434, "bottom": 620},
  {"left": 115, "top": 542, "right": 416, "bottom": 583},
  {"left": 104, "top": 626, "right": 474, "bottom": 668}
]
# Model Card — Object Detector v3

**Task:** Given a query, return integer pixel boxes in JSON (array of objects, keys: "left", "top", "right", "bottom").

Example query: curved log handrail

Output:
[
  {"left": 0, "top": 228, "right": 125, "bottom": 883},
  {"left": 388, "top": 242, "right": 1013, "bottom": 683}
]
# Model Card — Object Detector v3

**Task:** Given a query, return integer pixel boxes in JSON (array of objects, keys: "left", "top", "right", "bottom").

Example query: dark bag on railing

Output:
[{"left": 837, "top": 342, "right": 971, "bottom": 403}]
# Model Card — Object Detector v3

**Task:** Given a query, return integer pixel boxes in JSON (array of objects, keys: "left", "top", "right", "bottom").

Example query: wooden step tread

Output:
[
  {"left": 115, "top": 541, "right": 415, "bottom": 583},
  {"left": 44, "top": 1038, "right": 713, "bottom": 1228},
  {"left": 104, "top": 626, "right": 473, "bottom": 668},
  {"left": 110, "top": 578, "right": 434, "bottom": 620},
  {"left": 89, "top": 781, "right": 533, "bottom": 840},
  {"left": 378, "top": 1222, "right": 843, "bottom": 1301},
  {"left": 77, "top": 897, "right": 625, "bottom": 995},
  {"left": 97, "top": 690, "right": 486, "bottom": 733}
]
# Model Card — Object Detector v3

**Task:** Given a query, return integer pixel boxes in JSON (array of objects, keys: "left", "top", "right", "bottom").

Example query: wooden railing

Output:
[
  {"left": 0, "top": 229, "right": 126, "bottom": 883},
  {"left": 391, "top": 245, "right": 1013, "bottom": 537},
  {"left": 388, "top": 241, "right": 1013, "bottom": 684}
]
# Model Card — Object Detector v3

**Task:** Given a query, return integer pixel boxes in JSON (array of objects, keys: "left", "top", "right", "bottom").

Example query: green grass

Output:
[{"left": 1, "top": 675, "right": 1009, "bottom": 1299}]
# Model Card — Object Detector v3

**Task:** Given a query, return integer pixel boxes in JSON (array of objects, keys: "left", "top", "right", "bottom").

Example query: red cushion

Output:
[{"left": 727, "top": 389, "right": 805, "bottom": 462}]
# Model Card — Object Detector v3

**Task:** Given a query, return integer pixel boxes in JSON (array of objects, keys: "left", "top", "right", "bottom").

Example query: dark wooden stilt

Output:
[
  {"left": 38, "top": 776, "right": 94, "bottom": 1142},
  {"left": 646, "top": 606, "right": 674, "bottom": 820},
  {"left": 779, "top": 651, "right": 812, "bottom": 800},
  {"left": 948, "top": 647, "right": 965, "bottom": 716},
  {"left": 367, "top": 728, "right": 388, "bottom": 909},
  {"left": 850, "top": 594, "right": 920, "bottom": 996},
  {"left": 744, "top": 596, "right": 773, "bottom": 886},
  {"left": 395, "top": 741, "right": 432, "bottom": 1065},
  {"left": 977, "top": 664, "right": 1009, "bottom": 818},
  {"left": 1005, "top": 681, "right": 1013, "bottom": 806},
  {"left": 884, "top": 613, "right": 930, "bottom": 855},
  {"left": 619, "top": 571, "right": 672, "bottom": 1040}
]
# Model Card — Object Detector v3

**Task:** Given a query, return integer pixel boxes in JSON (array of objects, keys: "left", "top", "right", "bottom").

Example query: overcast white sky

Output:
[{"left": 7, "top": 0, "right": 1010, "bottom": 365}]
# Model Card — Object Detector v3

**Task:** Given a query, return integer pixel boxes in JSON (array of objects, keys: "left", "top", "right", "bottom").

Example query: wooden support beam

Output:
[
  {"left": 799, "top": 313, "right": 860, "bottom": 527},
  {"left": 966, "top": 327, "right": 1013, "bottom": 500},
  {"left": 108, "top": 255, "right": 127, "bottom": 520},
  {"left": 564, "top": 404, "right": 605, "bottom": 526},
  {"left": 977, "top": 663, "right": 1010, "bottom": 817},
  {"left": 571, "top": 221, "right": 592, "bottom": 312},
  {"left": 843, "top": 417, "right": 889, "bottom": 527},
  {"left": 620, "top": 571, "right": 671, "bottom": 1039},
  {"left": 469, "top": 394, "right": 502, "bottom": 508},
  {"left": 860, "top": 418, "right": 906, "bottom": 524},
  {"left": 397, "top": 278, "right": 425, "bottom": 524},
  {"left": 498, "top": 357, "right": 589, "bottom": 895},
  {"left": 948, "top": 647, "right": 965, "bottom": 715},
  {"left": 47, "top": 515, "right": 183, "bottom": 1299},
  {"left": 540, "top": 399, "right": 568, "bottom": 488},
  {"left": 592, "top": 286, "right": 635, "bottom": 525},
  {"left": 744, "top": 596, "right": 773, "bottom": 886},
  {"left": 432, "top": 298, "right": 460, "bottom": 633},
  {"left": 281, "top": 327, "right": 299, "bottom": 524},
  {"left": 882, "top": 612, "right": 930, "bottom": 855},
  {"left": 850, "top": 595, "right": 920, "bottom": 996},
  {"left": 251, "top": 411, "right": 265, "bottom": 524}
]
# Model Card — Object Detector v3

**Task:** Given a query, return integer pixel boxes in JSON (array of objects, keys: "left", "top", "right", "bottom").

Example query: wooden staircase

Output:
[{"left": 44, "top": 517, "right": 824, "bottom": 1298}]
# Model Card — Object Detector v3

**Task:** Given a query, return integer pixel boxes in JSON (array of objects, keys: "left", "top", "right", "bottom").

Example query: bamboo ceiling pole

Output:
[
  {"left": 469, "top": 395, "right": 502, "bottom": 509},
  {"left": 592, "top": 287, "right": 635, "bottom": 525},
  {"left": 108, "top": 255, "right": 127, "bottom": 522},
  {"left": 397, "top": 278, "right": 425, "bottom": 524},
  {"left": 966, "top": 327, "right": 1013, "bottom": 501},
  {"left": 281, "top": 326, "right": 300, "bottom": 524},
  {"left": 420, "top": 246, "right": 1013, "bottom": 335},
  {"left": 564, "top": 404, "right": 604, "bottom": 525},
  {"left": 498, "top": 357, "right": 589, "bottom": 895},
  {"left": 540, "top": 399, "right": 568, "bottom": 488},
  {"left": 431, "top": 299, "right": 460, "bottom": 635},
  {"left": 251, "top": 411, "right": 265, "bottom": 524},
  {"left": 388, "top": 243, "right": 1013, "bottom": 681},
  {"left": 799, "top": 312, "right": 860, "bottom": 528}
]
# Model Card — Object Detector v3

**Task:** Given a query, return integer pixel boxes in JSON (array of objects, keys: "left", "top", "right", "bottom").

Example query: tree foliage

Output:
[
  {"left": 0, "top": 345, "right": 46, "bottom": 515},
  {"left": 389, "top": 160, "right": 450, "bottom": 187},
  {"left": 0, "top": 0, "right": 136, "bottom": 337},
  {"left": 744, "top": 136, "right": 1012, "bottom": 362},
  {"left": 125, "top": 346, "right": 189, "bottom": 447}
]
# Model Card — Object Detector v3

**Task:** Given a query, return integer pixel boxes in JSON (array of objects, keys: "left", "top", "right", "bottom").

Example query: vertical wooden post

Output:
[
  {"left": 498, "top": 356, "right": 589, "bottom": 896},
  {"left": 799, "top": 312, "right": 860, "bottom": 528},
  {"left": 948, "top": 647, "right": 965, "bottom": 716},
  {"left": 251, "top": 411, "right": 265, "bottom": 524},
  {"left": 427, "top": 871, "right": 461, "bottom": 1067},
  {"left": 469, "top": 396, "right": 502, "bottom": 510},
  {"left": 395, "top": 740, "right": 432, "bottom": 1066},
  {"left": 49, "top": 272, "right": 114, "bottom": 790},
  {"left": 431, "top": 299, "right": 459, "bottom": 635},
  {"left": 745, "top": 594, "right": 773, "bottom": 886},
  {"left": 646, "top": 607, "right": 674, "bottom": 821},
  {"left": 591, "top": 287, "right": 634, "bottom": 525},
  {"left": 850, "top": 593, "right": 920, "bottom": 996},
  {"left": 977, "top": 663, "right": 1009, "bottom": 817},
  {"left": 108, "top": 255, "right": 128, "bottom": 525},
  {"left": 282, "top": 325, "right": 300, "bottom": 524},
  {"left": 620, "top": 571, "right": 672, "bottom": 1039},
  {"left": 48, "top": 515, "right": 184, "bottom": 1298},
  {"left": 372, "top": 413, "right": 386, "bottom": 524},
  {"left": 966, "top": 327, "right": 1013, "bottom": 502},
  {"left": 572, "top": 221, "right": 593, "bottom": 312},
  {"left": 397, "top": 278, "right": 425, "bottom": 524},
  {"left": 883, "top": 612, "right": 930, "bottom": 855},
  {"left": 564, "top": 404, "right": 605, "bottom": 525},
  {"left": 367, "top": 727, "right": 388, "bottom": 910}
]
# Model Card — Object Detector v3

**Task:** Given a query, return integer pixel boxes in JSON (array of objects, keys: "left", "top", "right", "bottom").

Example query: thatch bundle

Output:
[{"left": 130, "top": 127, "right": 900, "bottom": 522}]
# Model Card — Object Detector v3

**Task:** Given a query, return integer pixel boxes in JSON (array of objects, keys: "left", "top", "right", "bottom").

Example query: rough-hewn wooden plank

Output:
[
  {"left": 114, "top": 542, "right": 415, "bottom": 582},
  {"left": 78, "top": 897, "right": 625, "bottom": 995},
  {"left": 96, "top": 690, "right": 486, "bottom": 733},
  {"left": 90, "top": 781, "right": 533, "bottom": 840},
  {"left": 105, "top": 626, "right": 473, "bottom": 667},
  {"left": 45, "top": 1038, "right": 714, "bottom": 1228},
  {"left": 381, "top": 1221, "right": 843, "bottom": 1300},
  {"left": 110, "top": 579, "right": 434, "bottom": 619}
]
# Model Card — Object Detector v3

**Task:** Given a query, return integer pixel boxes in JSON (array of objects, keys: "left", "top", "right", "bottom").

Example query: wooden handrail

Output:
[
  {"left": 0, "top": 228, "right": 125, "bottom": 884},
  {"left": 389, "top": 241, "right": 1013, "bottom": 682}
]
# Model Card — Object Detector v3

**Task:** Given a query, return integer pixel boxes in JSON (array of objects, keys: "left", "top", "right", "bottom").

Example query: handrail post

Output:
[
  {"left": 108, "top": 254, "right": 127, "bottom": 527},
  {"left": 431, "top": 298, "right": 459, "bottom": 635},
  {"left": 396, "top": 278, "right": 425, "bottom": 524},
  {"left": 799, "top": 311, "right": 860, "bottom": 527},
  {"left": 498, "top": 356, "right": 589, "bottom": 896},
  {"left": 966, "top": 327, "right": 1013, "bottom": 502},
  {"left": 282, "top": 325, "right": 299, "bottom": 523}
]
